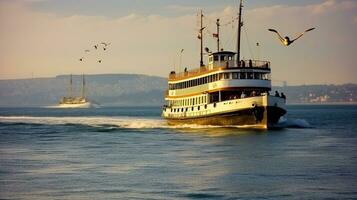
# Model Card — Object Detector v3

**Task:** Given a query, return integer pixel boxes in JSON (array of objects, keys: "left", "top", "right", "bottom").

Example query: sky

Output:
[{"left": 0, "top": 0, "right": 356, "bottom": 85}]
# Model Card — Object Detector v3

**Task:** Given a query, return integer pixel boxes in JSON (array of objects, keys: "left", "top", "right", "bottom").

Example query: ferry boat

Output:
[
  {"left": 59, "top": 74, "right": 98, "bottom": 108},
  {"left": 162, "top": 0, "right": 286, "bottom": 129}
]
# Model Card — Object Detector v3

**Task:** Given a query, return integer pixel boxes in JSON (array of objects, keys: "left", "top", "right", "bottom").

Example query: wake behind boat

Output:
[{"left": 162, "top": 0, "right": 286, "bottom": 129}]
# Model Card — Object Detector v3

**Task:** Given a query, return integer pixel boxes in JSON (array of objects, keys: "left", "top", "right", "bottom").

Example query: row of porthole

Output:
[{"left": 167, "top": 103, "right": 217, "bottom": 113}]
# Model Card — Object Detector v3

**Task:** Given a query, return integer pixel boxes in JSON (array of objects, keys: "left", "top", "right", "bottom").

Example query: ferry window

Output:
[
  {"left": 204, "top": 77, "right": 208, "bottom": 84},
  {"left": 240, "top": 73, "right": 246, "bottom": 79},
  {"left": 219, "top": 73, "right": 223, "bottom": 80},
  {"left": 209, "top": 56, "right": 213, "bottom": 62},
  {"left": 198, "top": 106, "right": 200, "bottom": 111},
  {"left": 214, "top": 103, "right": 217, "bottom": 108},
  {"left": 193, "top": 98, "right": 195, "bottom": 105},
  {"left": 214, "top": 55, "right": 219, "bottom": 61},
  {"left": 254, "top": 73, "right": 260, "bottom": 79},
  {"left": 232, "top": 72, "right": 239, "bottom": 79},
  {"left": 192, "top": 107, "right": 194, "bottom": 111},
  {"left": 205, "top": 105, "right": 207, "bottom": 109},
  {"left": 262, "top": 74, "right": 268, "bottom": 80},
  {"left": 224, "top": 73, "right": 230, "bottom": 79},
  {"left": 214, "top": 74, "right": 218, "bottom": 81},
  {"left": 171, "top": 108, "right": 173, "bottom": 112},
  {"left": 186, "top": 108, "right": 188, "bottom": 112},
  {"left": 247, "top": 72, "right": 253, "bottom": 79},
  {"left": 228, "top": 56, "right": 233, "bottom": 61},
  {"left": 220, "top": 55, "right": 226, "bottom": 61},
  {"left": 181, "top": 108, "right": 184, "bottom": 112}
]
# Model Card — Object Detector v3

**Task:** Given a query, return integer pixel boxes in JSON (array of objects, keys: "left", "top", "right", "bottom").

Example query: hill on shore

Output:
[
  {"left": 0, "top": 74, "right": 166, "bottom": 107},
  {"left": 0, "top": 74, "right": 356, "bottom": 107}
]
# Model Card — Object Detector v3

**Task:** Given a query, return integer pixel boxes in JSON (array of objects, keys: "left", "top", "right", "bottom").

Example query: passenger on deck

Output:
[
  {"left": 241, "top": 60, "right": 245, "bottom": 68},
  {"left": 275, "top": 91, "right": 280, "bottom": 97},
  {"left": 241, "top": 92, "right": 246, "bottom": 98},
  {"left": 249, "top": 59, "right": 253, "bottom": 68},
  {"left": 281, "top": 92, "right": 286, "bottom": 100},
  {"left": 252, "top": 91, "right": 256, "bottom": 97}
]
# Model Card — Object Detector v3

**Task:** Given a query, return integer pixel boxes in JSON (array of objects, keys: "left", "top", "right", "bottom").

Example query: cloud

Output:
[
  {"left": 0, "top": 0, "right": 356, "bottom": 85},
  {"left": 166, "top": 5, "right": 199, "bottom": 13}
]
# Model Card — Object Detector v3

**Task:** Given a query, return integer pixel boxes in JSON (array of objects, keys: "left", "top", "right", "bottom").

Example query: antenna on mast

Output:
[{"left": 236, "top": 0, "right": 243, "bottom": 67}]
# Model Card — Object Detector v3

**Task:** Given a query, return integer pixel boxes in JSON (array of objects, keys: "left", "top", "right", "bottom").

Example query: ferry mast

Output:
[
  {"left": 198, "top": 10, "right": 205, "bottom": 67},
  {"left": 236, "top": 0, "right": 243, "bottom": 67}
]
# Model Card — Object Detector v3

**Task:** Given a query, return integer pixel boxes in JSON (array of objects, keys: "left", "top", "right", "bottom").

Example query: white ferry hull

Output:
[{"left": 163, "top": 95, "right": 286, "bottom": 129}]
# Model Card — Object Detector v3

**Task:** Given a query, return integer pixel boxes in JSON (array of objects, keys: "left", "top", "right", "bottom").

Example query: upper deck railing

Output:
[{"left": 169, "top": 60, "right": 270, "bottom": 81}]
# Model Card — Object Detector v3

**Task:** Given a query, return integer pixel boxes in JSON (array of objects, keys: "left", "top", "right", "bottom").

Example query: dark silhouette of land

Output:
[{"left": 0, "top": 74, "right": 355, "bottom": 107}]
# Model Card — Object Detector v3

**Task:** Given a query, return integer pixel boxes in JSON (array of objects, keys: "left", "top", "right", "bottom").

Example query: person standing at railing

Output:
[{"left": 240, "top": 60, "right": 245, "bottom": 68}]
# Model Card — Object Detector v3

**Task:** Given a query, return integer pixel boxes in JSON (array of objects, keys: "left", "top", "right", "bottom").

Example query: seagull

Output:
[
  {"left": 268, "top": 28, "right": 315, "bottom": 46},
  {"left": 94, "top": 44, "right": 98, "bottom": 50},
  {"left": 79, "top": 57, "right": 84, "bottom": 61},
  {"left": 84, "top": 49, "right": 90, "bottom": 53},
  {"left": 101, "top": 42, "right": 111, "bottom": 51},
  {"left": 98, "top": 60, "right": 102, "bottom": 63},
  {"left": 100, "top": 42, "right": 111, "bottom": 47}
]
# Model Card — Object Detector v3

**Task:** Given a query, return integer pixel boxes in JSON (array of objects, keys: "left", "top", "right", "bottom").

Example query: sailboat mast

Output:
[
  {"left": 236, "top": 0, "right": 243, "bottom": 67},
  {"left": 69, "top": 74, "right": 73, "bottom": 97},
  {"left": 81, "top": 74, "right": 86, "bottom": 98}
]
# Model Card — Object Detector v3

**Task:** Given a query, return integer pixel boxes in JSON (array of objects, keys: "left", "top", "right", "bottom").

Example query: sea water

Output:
[{"left": 0, "top": 105, "right": 356, "bottom": 199}]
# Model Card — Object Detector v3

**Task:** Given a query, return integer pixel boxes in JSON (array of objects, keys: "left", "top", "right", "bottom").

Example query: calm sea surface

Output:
[{"left": 0, "top": 105, "right": 356, "bottom": 199}]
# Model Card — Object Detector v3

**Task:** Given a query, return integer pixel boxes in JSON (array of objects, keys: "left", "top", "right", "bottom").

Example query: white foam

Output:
[
  {"left": 0, "top": 116, "right": 229, "bottom": 129},
  {"left": 277, "top": 116, "right": 311, "bottom": 128},
  {"left": 0, "top": 116, "right": 311, "bottom": 130}
]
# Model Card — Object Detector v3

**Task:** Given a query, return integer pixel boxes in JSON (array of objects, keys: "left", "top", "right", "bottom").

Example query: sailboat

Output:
[{"left": 58, "top": 74, "right": 98, "bottom": 108}]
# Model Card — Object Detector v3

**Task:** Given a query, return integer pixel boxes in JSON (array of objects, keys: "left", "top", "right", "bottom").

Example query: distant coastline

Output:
[{"left": 0, "top": 74, "right": 355, "bottom": 107}]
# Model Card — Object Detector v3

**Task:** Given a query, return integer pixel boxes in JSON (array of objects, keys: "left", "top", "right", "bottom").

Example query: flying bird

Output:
[
  {"left": 79, "top": 57, "right": 84, "bottom": 61},
  {"left": 100, "top": 42, "right": 111, "bottom": 47},
  {"left": 94, "top": 44, "right": 98, "bottom": 50},
  {"left": 268, "top": 28, "right": 315, "bottom": 46},
  {"left": 101, "top": 42, "right": 111, "bottom": 51},
  {"left": 84, "top": 49, "right": 90, "bottom": 53},
  {"left": 98, "top": 60, "right": 102, "bottom": 63}
]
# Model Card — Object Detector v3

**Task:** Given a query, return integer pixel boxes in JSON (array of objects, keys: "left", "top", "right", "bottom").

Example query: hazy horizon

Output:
[{"left": 0, "top": 0, "right": 356, "bottom": 85}]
